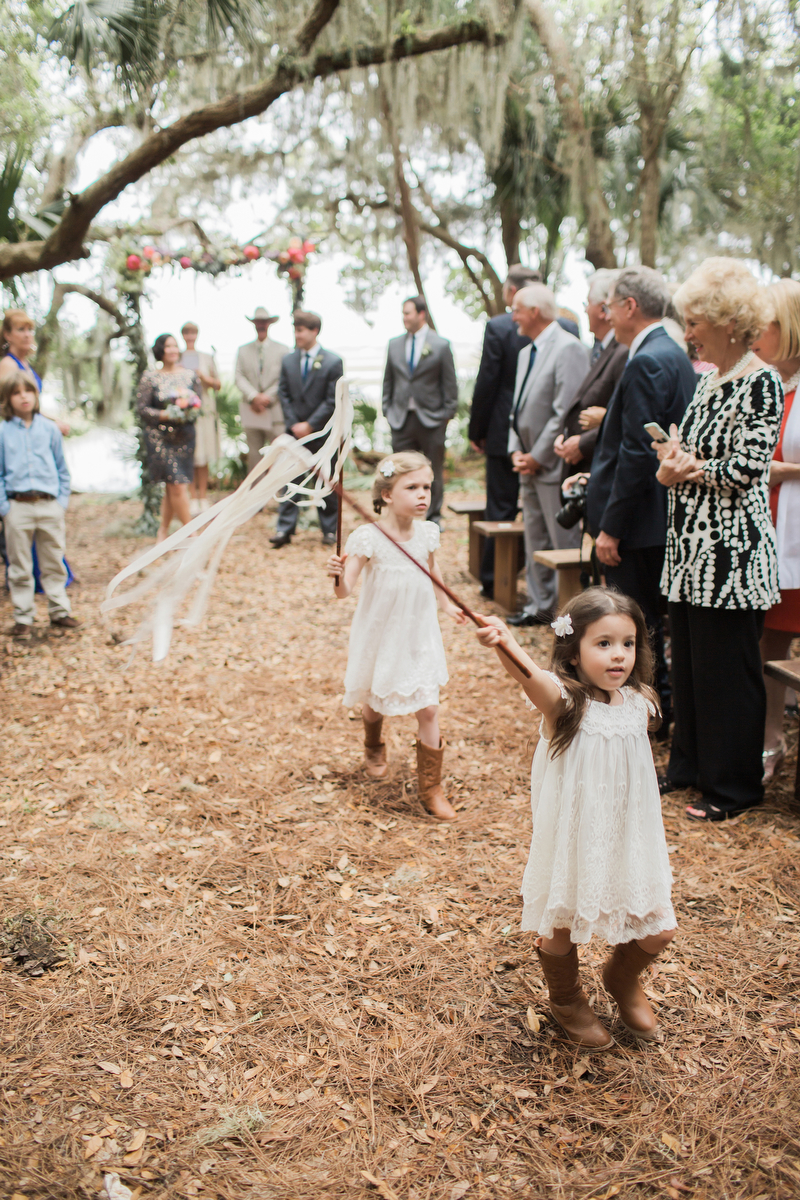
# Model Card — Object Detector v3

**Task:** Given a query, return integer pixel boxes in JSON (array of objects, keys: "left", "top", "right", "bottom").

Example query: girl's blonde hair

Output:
[
  {"left": 547, "top": 586, "right": 660, "bottom": 758},
  {"left": 765, "top": 279, "right": 800, "bottom": 361},
  {"left": 0, "top": 371, "right": 39, "bottom": 420},
  {"left": 371, "top": 451, "right": 433, "bottom": 514}
]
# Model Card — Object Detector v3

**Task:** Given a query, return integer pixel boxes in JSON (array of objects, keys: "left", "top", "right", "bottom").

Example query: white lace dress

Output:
[
  {"left": 342, "top": 520, "right": 448, "bottom": 716},
  {"left": 521, "top": 672, "right": 675, "bottom": 945}
]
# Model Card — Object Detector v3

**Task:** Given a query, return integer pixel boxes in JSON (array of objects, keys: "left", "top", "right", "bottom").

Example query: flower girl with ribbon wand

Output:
[
  {"left": 476, "top": 587, "right": 677, "bottom": 1048},
  {"left": 326, "top": 451, "right": 466, "bottom": 820}
]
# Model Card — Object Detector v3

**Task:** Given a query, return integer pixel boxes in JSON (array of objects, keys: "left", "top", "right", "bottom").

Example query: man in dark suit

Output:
[
  {"left": 554, "top": 269, "right": 628, "bottom": 480},
  {"left": 468, "top": 265, "right": 543, "bottom": 596},
  {"left": 585, "top": 267, "right": 697, "bottom": 721},
  {"left": 382, "top": 296, "right": 458, "bottom": 523},
  {"left": 271, "top": 311, "right": 344, "bottom": 547}
]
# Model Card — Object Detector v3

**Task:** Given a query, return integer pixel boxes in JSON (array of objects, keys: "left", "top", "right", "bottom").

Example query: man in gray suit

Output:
[
  {"left": 270, "top": 311, "right": 344, "bottom": 548},
  {"left": 382, "top": 296, "right": 458, "bottom": 523},
  {"left": 507, "top": 284, "right": 590, "bottom": 625}
]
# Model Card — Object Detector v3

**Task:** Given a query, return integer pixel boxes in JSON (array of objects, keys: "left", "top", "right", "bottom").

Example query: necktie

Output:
[
  {"left": 409, "top": 336, "right": 416, "bottom": 373},
  {"left": 512, "top": 346, "right": 537, "bottom": 437},
  {"left": 303, "top": 352, "right": 310, "bottom": 380},
  {"left": 591, "top": 338, "right": 603, "bottom": 364}
]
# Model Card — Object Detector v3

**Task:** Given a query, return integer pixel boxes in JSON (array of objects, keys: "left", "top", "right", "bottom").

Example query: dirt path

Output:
[{"left": 1, "top": 493, "right": 799, "bottom": 1200}]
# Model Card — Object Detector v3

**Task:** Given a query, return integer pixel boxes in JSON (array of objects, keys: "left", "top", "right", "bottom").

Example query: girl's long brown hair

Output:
[{"left": 548, "top": 586, "right": 661, "bottom": 758}]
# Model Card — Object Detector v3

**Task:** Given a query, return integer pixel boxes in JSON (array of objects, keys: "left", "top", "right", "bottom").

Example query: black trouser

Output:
[
  {"left": 603, "top": 545, "right": 671, "bottom": 725},
  {"left": 667, "top": 601, "right": 765, "bottom": 812},
  {"left": 479, "top": 454, "right": 520, "bottom": 594},
  {"left": 391, "top": 412, "right": 447, "bottom": 522}
]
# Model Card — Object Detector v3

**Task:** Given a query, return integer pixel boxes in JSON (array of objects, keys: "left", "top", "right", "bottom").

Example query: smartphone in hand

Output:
[{"left": 644, "top": 421, "right": 671, "bottom": 444}]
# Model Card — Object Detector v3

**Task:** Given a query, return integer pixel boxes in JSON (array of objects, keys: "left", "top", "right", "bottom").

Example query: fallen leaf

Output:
[
  {"left": 450, "top": 1184, "right": 471, "bottom": 1200},
  {"left": 573, "top": 1060, "right": 589, "bottom": 1079},
  {"left": 469, "top": 1112, "right": 481, "bottom": 1131},
  {"left": 661, "top": 1131, "right": 681, "bottom": 1154},
  {"left": 221, "top": 996, "right": 236, "bottom": 1012},
  {"left": 777, "top": 954, "right": 789, "bottom": 968},
  {"left": 339, "top": 883, "right": 353, "bottom": 901},
  {"left": 84, "top": 1134, "right": 103, "bottom": 1159},
  {"left": 323, "top": 939, "right": 337, "bottom": 956},
  {"left": 361, "top": 1171, "right": 402, "bottom": 1200},
  {"left": 337, "top": 854, "right": 349, "bottom": 870},
  {"left": 103, "top": 1173, "right": 134, "bottom": 1200},
  {"left": 97, "top": 1061, "right": 121, "bottom": 1075},
  {"left": 513, "top": 1088, "right": 537, "bottom": 1099},
  {"left": 208, "top": 749, "right": 222, "bottom": 764},
  {"left": 525, "top": 1007, "right": 541, "bottom": 1033},
  {"left": 127, "top": 1130, "right": 147, "bottom": 1153},
  {"left": 595, "top": 1188, "right": 621, "bottom": 1200},
  {"left": 332, "top": 1117, "right": 349, "bottom": 1132},
  {"left": 119, "top": 1069, "right": 133, "bottom": 1089},
  {"left": 418, "top": 1075, "right": 439, "bottom": 1095},
  {"left": 386, "top": 1033, "right": 403, "bottom": 1050}
]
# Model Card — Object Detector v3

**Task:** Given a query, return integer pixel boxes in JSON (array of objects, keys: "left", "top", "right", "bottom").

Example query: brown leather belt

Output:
[{"left": 8, "top": 491, "right": 55, "bottom": 502}]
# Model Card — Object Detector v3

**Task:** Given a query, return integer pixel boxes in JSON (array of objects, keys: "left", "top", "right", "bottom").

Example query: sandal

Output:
[
  {"left": 762, "top": 739, "right": 787, "bottom": 784},
  {"left": 685, "top": 798, "right": 761, "bottom": 822}
]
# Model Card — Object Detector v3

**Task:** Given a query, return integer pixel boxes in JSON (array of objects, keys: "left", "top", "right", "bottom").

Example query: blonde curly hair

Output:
[
  {"left": 672, "top": 257, "right": 770, "bottom": 347},
  {"left": 371, "top": 451, "right": 433, "bottom": 514}
]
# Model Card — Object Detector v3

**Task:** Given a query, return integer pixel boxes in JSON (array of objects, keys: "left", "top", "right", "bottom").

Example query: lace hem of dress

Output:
[
  {"left": 520, "top": 900, "right": 676, "bottom": 945},
  {"left": 343, "top": 684, "right": 441, "bottom": 716}
]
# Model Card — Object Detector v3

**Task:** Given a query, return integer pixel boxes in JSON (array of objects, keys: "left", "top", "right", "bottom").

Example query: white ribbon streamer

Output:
[{"left": 102, "top": 378, "right": 353, "bottom": 660}]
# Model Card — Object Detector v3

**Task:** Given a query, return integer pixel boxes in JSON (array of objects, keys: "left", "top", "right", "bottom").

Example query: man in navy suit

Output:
[
  {"left": 271, "top": 311, "right": 344, "bottom": 547},
  {"left": 468, "top": 265, "right": 543, "bottom": 596},
  {"left": 585, "top": 266, "right": 697, "bottom": 722}
]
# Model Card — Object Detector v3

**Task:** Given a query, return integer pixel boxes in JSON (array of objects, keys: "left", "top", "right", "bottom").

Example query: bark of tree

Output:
[
  {"left": 0, "top": 0, "right": 505, "bottom": 281},
  {"left": 627, "top": 0, "right": 698, "bottom": 266},
  {"left": 379, "top": 80, "right": 435, "bottom": 328},
  {"left": 524, "top": 0, "right": 617, "bottom": 270}
]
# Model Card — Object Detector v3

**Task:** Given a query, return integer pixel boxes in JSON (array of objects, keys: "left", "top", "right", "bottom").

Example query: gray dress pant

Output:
[
  {"left": 390, "top": 411, "right": 448, "bottom": 523},
  {"left": 519, "top": 475, "right": 580, "bottom": 615}
]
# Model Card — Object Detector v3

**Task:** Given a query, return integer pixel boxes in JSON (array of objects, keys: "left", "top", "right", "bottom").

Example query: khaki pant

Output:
[
  {"left": 4, "top": 499, "right": 70, "bottom": 625},
  {"left": 245, "top": 428, "right": 276, "bottom": 474}
]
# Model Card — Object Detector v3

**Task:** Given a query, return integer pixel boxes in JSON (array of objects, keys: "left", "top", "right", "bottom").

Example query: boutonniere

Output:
[
  {"left": 420, "top": 345, "right": 432, "bottom": 359},
  {"left": 312, "top": 359, "right": 322, "bottom": 370}
]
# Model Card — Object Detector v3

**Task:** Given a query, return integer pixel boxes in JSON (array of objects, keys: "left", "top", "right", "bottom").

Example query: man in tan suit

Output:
[{"left": 235, "top": 307, "right": 290, "bottom": 473}]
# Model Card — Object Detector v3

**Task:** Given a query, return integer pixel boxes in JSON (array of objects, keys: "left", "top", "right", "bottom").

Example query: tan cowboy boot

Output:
[
  {"left": 363, "top": 715, "right": 387, "bottom": 779},
  {"left": 415, "top": 738, "right": 456, "bottom": 821},
  {"left": 535, "top": 941, "right": 614, "bottom": 1050},
  {"left": 602, "top": 942, "right": 660, "bottom": 1040}
]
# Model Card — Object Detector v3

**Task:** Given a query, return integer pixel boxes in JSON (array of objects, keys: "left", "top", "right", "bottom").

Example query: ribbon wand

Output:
[{"left": 329, "top": 478, "right": 532, "bottom": 679}]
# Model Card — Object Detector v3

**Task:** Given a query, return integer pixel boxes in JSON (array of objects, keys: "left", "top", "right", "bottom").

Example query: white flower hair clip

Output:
[
  {"left": 551, "top": 614, "right": 574, "bottom": 638},
  {"left": 379, "top": 460, "right": 396, "bottom": 478}
]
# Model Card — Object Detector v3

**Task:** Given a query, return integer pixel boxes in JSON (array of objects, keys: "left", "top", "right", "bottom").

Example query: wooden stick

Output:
[
  {"left": 333, "top": 439, "right": 345, "bottom": 588},
  {"left": 331, "top": 479, "right": 532, "bottom": 679}
]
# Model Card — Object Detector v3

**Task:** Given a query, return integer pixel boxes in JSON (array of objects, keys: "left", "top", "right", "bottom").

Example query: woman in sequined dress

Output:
[{"left": 136, "top": 334, "right": 200, "bottom": 542}]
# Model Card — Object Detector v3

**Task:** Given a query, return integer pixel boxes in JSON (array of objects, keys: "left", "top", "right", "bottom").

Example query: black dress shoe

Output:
[
  {"left": 321, "top": 533, "right": 336, "bottom": 546},
  {"left": 479, "top": 587, "right": 494, "bottom": 600},
  {"left": 270, "top": 533, "right": 292, "bottom": 548},
  {"left": 507, "top": 609, "right": 554, "bottom": 627}
]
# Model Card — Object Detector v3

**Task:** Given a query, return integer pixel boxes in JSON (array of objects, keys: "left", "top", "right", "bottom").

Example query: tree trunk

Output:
[
  {"left": 525, "top": 0, "right": 616, "bottom": 269},
  {"left": 638, "top": 146, "right": 661, "bottom": 268}
]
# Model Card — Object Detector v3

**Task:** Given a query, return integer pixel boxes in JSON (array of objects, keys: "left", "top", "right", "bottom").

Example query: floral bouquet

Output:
[{"left": 164, "top": 389, "right": 202, "bottom": 423}]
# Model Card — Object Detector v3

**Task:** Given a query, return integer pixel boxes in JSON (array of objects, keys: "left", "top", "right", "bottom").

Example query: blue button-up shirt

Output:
[{"left": 0, "top": 413, "right": 71, "bottom": 517}]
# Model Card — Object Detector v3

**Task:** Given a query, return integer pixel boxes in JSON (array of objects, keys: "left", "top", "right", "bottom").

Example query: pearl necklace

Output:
[
  {"left": 782, "top": 366, "right": 800, "bottom": 395},
  {"left": 707, "top": 350, "right": 755, "bottom": 390}
]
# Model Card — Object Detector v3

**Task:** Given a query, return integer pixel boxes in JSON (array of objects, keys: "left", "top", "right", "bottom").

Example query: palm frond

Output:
[
  {"left": 0, "top": 144, "right": 28, "bottom": 244},
  {"left": 48, "top": 0, "right": 164, "bottom": 87}
]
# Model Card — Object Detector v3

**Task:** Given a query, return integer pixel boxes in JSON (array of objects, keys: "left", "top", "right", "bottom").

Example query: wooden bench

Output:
[
  {"left": 763, "top": 659, "right": 800, "bottom": 807},
  {"left": 447, "top": 499, "right": 487, "bottom": 579},
  {"left": 471, "top": 520, "right": 525, "bottom": 612},
  {"left": 532, "top": 534, "right": 595, "bottom": 609}
]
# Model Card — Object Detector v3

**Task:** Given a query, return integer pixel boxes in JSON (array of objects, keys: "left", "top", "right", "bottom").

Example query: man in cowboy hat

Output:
[{"left": 235, "top": 307, "right": 290, "bottom": 473}]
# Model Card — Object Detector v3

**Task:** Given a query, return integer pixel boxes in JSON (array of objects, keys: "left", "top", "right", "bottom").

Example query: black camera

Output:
[{"left": 556, "top": 479, "right": 587, "bottom": 529}]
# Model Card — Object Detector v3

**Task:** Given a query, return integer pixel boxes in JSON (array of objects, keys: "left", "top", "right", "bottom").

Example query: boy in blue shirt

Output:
[{"left": 0, "top": 371, "right": 78, "bottom": 637}]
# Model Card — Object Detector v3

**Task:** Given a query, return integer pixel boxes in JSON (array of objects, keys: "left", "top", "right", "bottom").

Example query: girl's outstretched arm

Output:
[
  {"left": 429, "top": 553, "right": 468, "bottom": 624},
  {"left": 326, "top": 552, "right": 367, "bottom": 599},
  {"left": 475, "top": 616, "right": 563, "bottom": 721}
]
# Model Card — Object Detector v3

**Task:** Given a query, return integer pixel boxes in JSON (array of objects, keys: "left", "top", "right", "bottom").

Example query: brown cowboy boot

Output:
[
  {"left": 602, "top": 942, "right": 661, "bottom": 1040},
  {"left": 363, "top": 715, "right": 387, "bottom": 779},
  {"left": 535, "top": 941, "right": 614, "bottom": 1050},
  {"left": 415, "top": 738, "right": 456, "bottom": 821}
]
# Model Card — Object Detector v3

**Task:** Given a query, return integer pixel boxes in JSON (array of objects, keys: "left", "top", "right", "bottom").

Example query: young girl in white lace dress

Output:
[
  {"left": 326, "top": 452, "right": 466, "bottom": 820},
  {"left": 477, "top": 587, "right": 677, "bottom": 1048}
]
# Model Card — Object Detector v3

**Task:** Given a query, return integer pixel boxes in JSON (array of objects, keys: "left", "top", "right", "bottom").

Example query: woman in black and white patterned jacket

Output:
[{"left": 653, "top": 258, "right": 781, "bottom": 822}]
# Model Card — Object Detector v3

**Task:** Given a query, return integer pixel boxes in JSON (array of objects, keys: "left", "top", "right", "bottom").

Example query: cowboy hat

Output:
[{"left": 247, "top": 307, "right": 280, "bottom": 323}]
